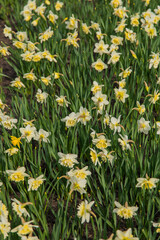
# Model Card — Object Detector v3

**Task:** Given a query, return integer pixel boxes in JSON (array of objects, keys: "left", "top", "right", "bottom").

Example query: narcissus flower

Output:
[
  {"left": 36, "top": 89, "right": 48, "bottom": 104},
  {"left": 136, "top": 175, "right": 159, "bottom": 189},
  {"left": 115, "top": 19, "right": 126, "bottom": 32},
  {"left": 21, "top": 236, "right": 39, "bottom": 240},
  {"left": 65, "top": 14, "right": 78, "bottom": 30},
  {"left": 90, "top": 21, "right": 100, "bottom": 30},
  {"left": 12, "top": 198, "right": 32, "bottom": 217},
  {"left": 20, "top": 125, "right": 36, "bottom": 142},
  {"left": 31, "top": 17, "right": 40, "bottom": 26},
  {"left": 113, "top": 6, "right": 128, "bottom": 18},
  {"left": 131, "top": 13, "right": 140, "bottom": 26},
  {"left": 103, "top": 112, "right": 110, "bottom": 127},
  {"left": 119, "top": 67, "right": 132, "bottom": 78},
  {"left": 69, "top": 176, "right": 87, "bottom": 195},
  {"left": 76, "top": 107, "right": 91, "bottom": 125},
  {"left": 82, "top": 23, "right": 91, "bottom": 35},
  {"left": 92, "top": 59, "right": 108, "bottom": 72},
  {"left": 114, "top": 87, "right": 129, "bottom": 103},
  {"left": 111, "top": 35, "right": 123, "bottom": 45},
  {"left": 39, "top": 27, "right": 53, "bottom": 43},
  {"left": 11, "top": 220, "right": 38, "bottom": 237},
  {"left": 6, "top": 167, "right": 29, "bottom": 182},
  {"left": 0, "top": 201, "right": 9, "bottom": 222},
  {"left": 91, "top": 81, "right": 104, "bottom": 95},
  {"left": 0, "top": 221, "right": 11, "bottom": 239},
  {"left": 152, "top": 222, "right": 160, "bottom": 233},
  {"left": 94, "top": 40, "right": 109, "bottom": 55},
  {"left": 55, "top": 1, "right": 63, "bottom": 11},
  {"left": 56, "top": 95, "right": 70, "bottom": 107},
  {"left": 154, "top": 121, "right": 160, "bottom": 135},
  {"left": 77, "top": 200, "right": 95, "bottom": 223},
  {"left": 11, "top": 77, "right": 25, "bottom": 89},
  {"left": 34, "top": 129, "right": 51, "bottom": 143},
  {"left": 108, "top": 51, "right": 121, "bottom": 64},
  {"left": 147, "top": 90, "right": 160, "bottom": 104},
  {"left": 67, "top": 166, "right": 91, "bottom": 179},
  {"left": 47, "top": 10, "right": 58, "bottom": 24},
  {"left": 92, "top": 135, "right": 111, "bottom": 149},
  {"left": 98, "top": 149, "right": 114, "bottom": 164},
  {"left": 149, "top": 52, "right": 160, "bottom": 69},
  {"left": 28, "top": 175, "right": 45, "bottom": 191},
  {"left": 125, "top": 28, "right": 137, "bottom": 43},
  {"left": 92, "top": 91, "right": 109, "bottom": 114},
  {"left": 61, "top": 112, "right": 77, "bottom": 127},
  {"left": 58, "top": 152, "right": 78, "bottom": 168},
  {"left": 27, "top": 0, "right": 36, "bottom": 11},
  {"left": 3, "top": 25, "right": 12, "bottom": 39},
  {"left": 113, "top": 201, "right": 138, "bottom": 219},
  {"left": 35, "top": 3, "right": 46, "bottom": 18},
  {"left": 23, "top": 71, "right": 37, "bottom": 82},
  {"left": 16, "top": 31, "right": 28, "bottom": 42},
  {"left": 0, "top": 46, "right": 10, "bottom": 56},
  {"left": 137, "top": 117, "right": 151, "bottom": 134},
  {"left": 5, "top": 147, "right": 19, "bottom": 156},
  {"left": 90, "top": 148, "right": 100, "bottom": 166},
  {"left": 118, "top": 134, "right": 133, "bottom": 151},
  {"left": 132, "top": 101, "right": 145, "bottom": 114},
  {"left": 2, "top": 116, "right": 17, "bottom": 130},
  {"left": 109, "top": 116, "right": 123, "bottom": 134},
  {"left": 110, "top": 0, "right": 122, "bottom": 8},
  {"left": 115, "top": 228, "right": 139, "bottom": 240}
]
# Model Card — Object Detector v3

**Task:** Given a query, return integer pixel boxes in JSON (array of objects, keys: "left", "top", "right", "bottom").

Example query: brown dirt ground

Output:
[{"left": 0, "top": 20, "right": 16, "bottom": 108}]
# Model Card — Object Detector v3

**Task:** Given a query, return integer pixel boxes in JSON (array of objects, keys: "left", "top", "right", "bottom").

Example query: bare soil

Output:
[{"left": 0, "top": 20, "right": 15, "bottom": 108}]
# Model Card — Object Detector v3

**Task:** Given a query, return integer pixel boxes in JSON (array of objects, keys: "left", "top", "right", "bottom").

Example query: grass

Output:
[{"left": 0, "top": 0, "right": 160, "bottom": 239}]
